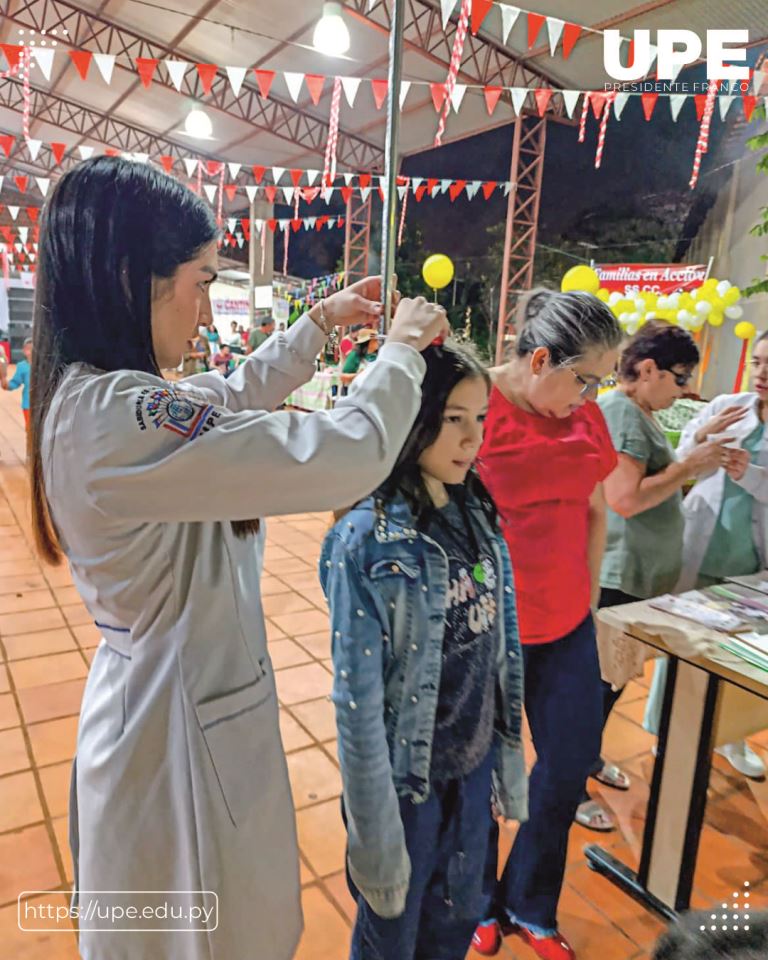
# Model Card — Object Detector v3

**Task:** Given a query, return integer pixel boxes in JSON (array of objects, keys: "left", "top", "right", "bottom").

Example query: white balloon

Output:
[
  {"left": 657, "top": 296, "right": 669, "bottom": 310},
  {"left": 668, "top": 293, "right": 681, "bottom": 308},
  {"left": 691, "top": 317, "right": 706, "bottom": 331},
  {"left": 695, "top": 301, "right": 712, "bottom": 316},
  {"left": 630, "top": 311, "right": 642, "bottom": 323},
  {"left": 725, "top": 305, "right": 744, "bottom": 320},
  {"left": 619, "top": 311, "right": 631, "bottom": 324},
  {"left": 625, "top": 320, "right": 640, "bottom": 335},
  {"left": 634, "top": 298, "right": 645, "bottom": 311},
  {"left": 677, "top": 309, "right": 693, "bottom": 323},
  {"left": 717, "top": 280, "right": 731, "bottom": 297},
  {"left": 646, "top": 311, "right": 658, "bottom": 321},
  {"left": 609, "top": 291, "right": 623, "bottom": 307}
]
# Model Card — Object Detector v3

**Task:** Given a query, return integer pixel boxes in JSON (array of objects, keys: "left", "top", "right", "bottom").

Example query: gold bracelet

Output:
[{"left": 315, "top": 299, "right": 338, "bottom": 346}]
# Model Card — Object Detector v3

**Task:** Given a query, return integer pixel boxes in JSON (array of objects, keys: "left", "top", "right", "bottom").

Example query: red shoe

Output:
[
  {"left": 518, "top": 926, "right": 576, "bottom": 960},
  {"left": 471, "top": 920, "right": 502, "bottom": 956}
]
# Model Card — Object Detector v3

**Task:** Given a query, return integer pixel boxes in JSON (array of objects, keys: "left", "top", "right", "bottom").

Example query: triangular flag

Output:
[
  {"left": 613, "top": 92, "right": 630, "bottom": 119},
  {"left": 205, "top": 161, "right": 223, "bottom": 177},
  {"left": 14, "top": 177, "right": 28, "bottom": 194},
  {"left": 69, "top": 50, "right": 93, "bottom": 80},
  {"left": 341, "top": 186, "right": 353, "bottom": 204},
  {"left": 322, "top": 187, "right": 334, "bottom": 204},
  {"left": 290, "top": 169, "right": 303, "bottom": 187},
  {"left": 283, "top": 187, "right": 295, "bottom": 205},
  {"left": 25, "top": 139, "right": 41, "bottom": 161},
  {"left": 471, "top": 0, "right": 494, "bottom": 35},
  {"left": 50, "top": 142, "right": 66, "bottom": 165},
  {"left": 264, "top": 185, "right": 278, "bottom": 203},
  {"left": 224, "top": 185, "right": 237, "bottom": 201},
  {"left": 183, "top": 158, "right": 198, "bottom": 177},
  {"left": 435, "top": 178, "right": 447, "bottom": 195},
  {"left": 104, "top": 148, "right": 119, "bottom": 157},
  {"left": 283, "top": 72, "right": 304, "bottom": 102},
  {"left": 228, "top": 162, "right": 242, "bottom": 179},
  {"left": 641, "top": 92, "right": 659, "bottom": 121},
  {"left": 399, "top": 80, "right": 412, "bottom": 109},
  {"left": 31, "top": 48, "right": 55, "bottom": 82},
  {"left": 245, "top": 185, "right": 258, "bottom": 204},
  {"left": 227, "top": 218, "right": 237, "bottom": 233},
  {"left": 484, "top": 86, "right": 503, "bottom": 115},
  {"left": 301, "top": 186, "right": 321, "bottom": 204},
  {"left": 267, "top": 219, "right": 278, "bottom": 233},
  {"left": 26, "top": 207, "right": 39, "bottom": 223},
  {"left": 203, "top": 184, "right": 217, "bottom": 203},
  {"left": 19, "top": 227, "right": 29, "bottom": 242},
  {"left": 8, "top": 206, "right": 19, "bottom": 222},
  {"left": 397, "top": 185, "right": 408, "bottom": 202},
  {"left": 0, "top": 135, "right": 14, "bottom": 158},
  {"left": 252, "top": 164, "right": 266, "bottom": 184},
  {"left": 236, "top": 236, "right": 244, "bottom": 249},
  {"left": 306, "top": 217, "right": 317, "bottom": 229},
  {"left": 341, "top": 76, "right": 362, "bottom": 108},
  {"left": 226, "top": 66, "right": 247, "bottom": 97},
  {"left": 135, "top": 58, "right": 159, "bottom": 89},
  {"left": 430, "top": 83, "right": 447, "bottom": 112},
  {"left": 562, "top": 23, "right": 582, "bottom": 59},
  {"left": 254, "top": 69, "right": 275, "bottom": 98},
  {"left": 718, "top": 95, "right": 735, "bottom": 120},
  {"left": 415, "top": 185, "right": 428, "bottom": 202},
  {"left": 440, "top": 0, "right": 457, "bottom": 28},
  {"left": 134, "top": 152, "right": 151, "bottom": 164},
  {"left": 359, "top": 187, "right": 372, "bottom": 202},
  {"left": 482, "top": 181, "right": 497, "bottom": 200},
  {"left": 195, "top": 63, "right": 218, "bottom": 96},
  {"left": 159, "top": 155, "right": 174, "bottom": 173},
  {"left": 327, "top": 218, "right": 336, "bottom": 230},
  {"left": 546, "top": 17, "right": 565, "bottom": 56},
  {"left": 527, "top": 12, "right": 546, "bottom": 48},
  {"left": 669, "top": 61, "right": 685, "bottom": 83},
  {"left": 165, "top": 59, "right": 189, "bottom": 91},
  {"left": 669, "top": 94, "right": 687, "bottom": 121},
  {"left": 306, "top": 169, "right": 320, "bottom": 186},
  {"left": 371, "top": 79, "right": 389, "bottom": 110},
  {"left": 449, "top": 180, "right": 467, "bottom": 202},
  {"left": 562, "top": 90, "right": 581, "bottom": 119},
  {"left": 78, "top": 146, "right": 95, "bottom": 160},
  {"left": 500, "top": 5, "right": 520, "bottom": 45},
  {"left": 93, "top": 52, "right": 115, "bottom": 85},
  {"left": 35, "top": 178, "right": 50, "bottom": 197},
  {"left": 534, "top": 88, "right": 553, "bottom": 116},
  {"left": 343, "top": 172, "right": 355, "bottom": 186},
  {"left": 510, "top": 88, "right": 528, "bottom": 115},
  {"left": 694, "top": 94, "right": 707, "bottom": 121},
  {"left": 305, "top": 74, "right": 326, "bottom": 106},
  {"left": 1, "top": 45, "right": 23, "bottom": 71},
  {"left": 743, "top": 94, "right": 758, "bottom": 122},
  {"left": 466, "top": 180, "right": 482, "bottom": 200},
  {"left": 272, "top": 166, "right": 286, "bottom": 184},
  {"left": 450, "top": 84, "right": 467, "bottom": 113}
]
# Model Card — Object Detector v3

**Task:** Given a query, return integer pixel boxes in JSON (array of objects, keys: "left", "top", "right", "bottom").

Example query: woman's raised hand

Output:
[
  {"left": 320, "top": 276, "right": 400, "bottom": 329},
  {"left": 388, "top": 296, "right": 450, "bottom": 352}
]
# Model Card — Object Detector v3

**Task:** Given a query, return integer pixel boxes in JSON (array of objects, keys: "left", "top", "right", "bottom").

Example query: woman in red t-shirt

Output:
[{"left": 472, "top": 289, "right": 622, "bottom": 960}]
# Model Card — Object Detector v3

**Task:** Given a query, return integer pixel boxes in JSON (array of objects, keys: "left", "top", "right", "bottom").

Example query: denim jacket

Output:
[{"left": 320, "top": 493, "right": 527, "bottom": 919}]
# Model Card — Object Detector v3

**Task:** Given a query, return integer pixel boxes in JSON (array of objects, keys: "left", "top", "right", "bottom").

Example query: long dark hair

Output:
[
  {"left": 376, "top": 341, "right": 498, "bottom": 530},
  {"left": 30, "top": 157, "right": 255, "bottom": 564}
]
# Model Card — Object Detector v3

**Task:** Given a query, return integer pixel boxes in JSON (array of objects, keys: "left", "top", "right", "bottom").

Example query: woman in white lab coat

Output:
[
  {"left": 645, "top": 330, "right": 768, "bottom": 779},
  {"left": 28, "top": 157, "right": 448, "bottom": 960}
]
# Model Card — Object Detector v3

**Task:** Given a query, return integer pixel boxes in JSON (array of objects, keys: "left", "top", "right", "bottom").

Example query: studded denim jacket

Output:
[{"left": 319, "top": 494, "right": 527, "bottom": 919}]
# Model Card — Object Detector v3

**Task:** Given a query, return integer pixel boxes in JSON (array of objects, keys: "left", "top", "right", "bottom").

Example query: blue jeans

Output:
[
  {"left": 485, "top": 615, "right": 602, "bottom": 934},
  {"left": 347, "top": 750, "right": 494, "bottom": 960}
]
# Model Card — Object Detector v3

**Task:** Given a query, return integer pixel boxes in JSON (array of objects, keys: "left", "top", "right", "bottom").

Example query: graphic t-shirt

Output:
[{"left": 427, "top": 499, "right": 498, "bottom": 782}]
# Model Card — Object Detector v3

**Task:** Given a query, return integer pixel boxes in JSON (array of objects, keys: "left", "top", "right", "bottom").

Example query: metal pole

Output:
[
  {"left": 248, "top": 196, "right": 256, "bottom": 330},
  {"left": 380, "top": 0, "right": 405, "bottom": 332},
  {"left": 495, "top": 116, "right": 522, "bottom": 364}
]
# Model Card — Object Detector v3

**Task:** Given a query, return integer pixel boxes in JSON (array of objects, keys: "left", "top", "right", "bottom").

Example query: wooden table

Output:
[{"left": 586, "top": 600, "right": 768, "bottom": 920}]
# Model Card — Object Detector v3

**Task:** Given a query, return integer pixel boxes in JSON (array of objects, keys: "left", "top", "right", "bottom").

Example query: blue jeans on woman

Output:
[{"left": 484, "top": 614, "right": 603, "bottom": 934}]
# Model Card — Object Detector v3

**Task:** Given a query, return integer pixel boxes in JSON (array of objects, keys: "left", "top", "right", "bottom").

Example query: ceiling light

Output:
[
  {"left": 313, "top": 2, "right": 350, "bottom": 57},
  {"left": 183, "top": 108, "right": 213, "bottom": 139}
]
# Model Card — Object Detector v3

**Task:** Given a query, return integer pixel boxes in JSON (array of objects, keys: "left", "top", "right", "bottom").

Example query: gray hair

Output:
[{"left": 515, "top": 288, "right": 622, "bottom": 367}]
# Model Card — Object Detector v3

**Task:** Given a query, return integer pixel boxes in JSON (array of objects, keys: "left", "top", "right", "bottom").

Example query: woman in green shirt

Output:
[
  {"left": 576, "top": 322, "right": 728, "bottom": 831},
  {"left": 342, "top": 327, "right": 380, "bottom": 376}
]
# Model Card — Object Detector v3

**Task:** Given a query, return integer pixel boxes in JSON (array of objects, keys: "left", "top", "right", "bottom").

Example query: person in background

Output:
[
  {"left": 249, "top": 317, "right": 275, "bottom": 353},
  {"left": 322, "top": 341, "right": 526, "bottom": 960},
  {"left": 652, "top": 910, "right": 768, "bottom": 960},
  {"left": 340, "top": 327, "right": 358, "bottom": 360},
  {"left": 181, "top": 334, "right": 210, "bottom": 378},
  {"left": 343, "top": 328, "right": 380, "bottom": 376},
  {"left": 644, "top": 329, "right": 768, "bottom": 780},
  {"left": 472, "top": 289, "right": 622, "bottom": 960},
  {"left": 225, "top": 319, "right": 243, "bottom": 350},
  {"left": 577, "top": 322, "right": 730, "bottom": 832},
  {"left": 2, "top": 337, "right": 32, "bottom": 430},
  {"left": 278, "top": 322, "right": 286, "bottom": 333},
  {"left": 211, "top": 342, "right": 234, "bottom": 376},
  {"left": 204, "top": 321, "right": 221, "bottom": 353}
]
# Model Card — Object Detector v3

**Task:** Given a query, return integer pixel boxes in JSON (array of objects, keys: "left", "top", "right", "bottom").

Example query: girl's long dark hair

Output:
[
  {"left": 30, "top": 157, "right": 257, "bottom": 564},
  {"left": 376, "top": 341, "right": 498, "bottom": 531}
]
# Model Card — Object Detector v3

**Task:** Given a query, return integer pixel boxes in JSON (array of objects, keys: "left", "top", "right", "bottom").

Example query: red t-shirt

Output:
[{"left": 478, "top": 387, "right": 617, "bottom": 645}]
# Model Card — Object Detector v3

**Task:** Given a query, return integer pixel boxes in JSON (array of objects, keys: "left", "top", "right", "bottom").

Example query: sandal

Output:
[
  {"left": 593, "top": 762, "right": 630, "bottom": 791},
  {"left": 574, "top": 799, "right": 616, "bottom": 832}
]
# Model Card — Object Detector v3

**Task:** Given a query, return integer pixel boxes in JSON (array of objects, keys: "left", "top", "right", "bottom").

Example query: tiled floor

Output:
[{"left": 1, "top": 379, "right": 768, "bottom": 960}]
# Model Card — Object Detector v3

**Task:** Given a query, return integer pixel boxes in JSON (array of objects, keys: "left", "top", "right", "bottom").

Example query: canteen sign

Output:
[
  {"left": 603, "top": 29, "right": 750, "bottom": 83},
  {"left": 595, "top": 264, "right": 710, "bottom": 296}
]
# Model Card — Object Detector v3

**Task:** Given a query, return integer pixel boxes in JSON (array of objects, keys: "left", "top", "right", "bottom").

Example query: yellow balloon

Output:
[
  {"left": 422, "top": 254, "right": 455, "bottom": 290},
  {"left": 735, "top": 320, "right": 757, "bottom": 340},
  {"left": 596, "top": 288, "right": 610, "bottom": 302},
  {"left": 561, "top": 265, "right": 600, "bottom": 294},
  {"left": 611, "top": 298, "right": 635, "bottom": 316},
  {"left": 708, "top": 311, "right": 725, "bottom": 327},
  {"left": 703, "top": 278, "right": 719, "bottom": 292},
  {"left": 723, "top": 287, "right": 741, "bottom": 306}
]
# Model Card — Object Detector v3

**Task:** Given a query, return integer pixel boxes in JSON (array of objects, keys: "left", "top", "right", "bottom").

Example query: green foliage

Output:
[{"left": 745, "top": 104, "right": 768, "bottom": 298}]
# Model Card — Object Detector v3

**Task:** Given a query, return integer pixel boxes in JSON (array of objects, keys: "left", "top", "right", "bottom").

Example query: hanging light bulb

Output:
[
  {"left": 184, "top": 108, "right": 213, "bottom": 139},
  {"left": 313, "top": 2, "right": 350, "bottom": 56}
]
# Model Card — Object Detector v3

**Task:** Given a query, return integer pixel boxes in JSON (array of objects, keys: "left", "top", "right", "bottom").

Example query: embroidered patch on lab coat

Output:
[{"left": 135, "top": 387, "right": 217, "bottom": 440}]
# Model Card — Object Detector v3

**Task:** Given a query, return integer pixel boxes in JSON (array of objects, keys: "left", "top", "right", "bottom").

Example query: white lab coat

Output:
[
  {"left": 677, "top": 392, "right": 768, "bottom": 591},
  {"left": 42, "top": 316, "right": 426, "bottom": 960}
]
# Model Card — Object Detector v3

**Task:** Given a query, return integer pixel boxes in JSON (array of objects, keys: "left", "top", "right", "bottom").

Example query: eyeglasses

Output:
[
  {"left": 571, "top": 370, "right": 617, "bottom": 398},
  {"left": 660, "top": 369, "right": 693, "bottom": 388}
]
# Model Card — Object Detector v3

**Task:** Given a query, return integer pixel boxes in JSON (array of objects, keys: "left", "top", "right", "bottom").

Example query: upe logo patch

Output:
[
  {"left": 603, "top": 29, "right": 750, "bottom": 83},
  {"left": 143, "top": 388, "right": 215, "bottom": 440}
]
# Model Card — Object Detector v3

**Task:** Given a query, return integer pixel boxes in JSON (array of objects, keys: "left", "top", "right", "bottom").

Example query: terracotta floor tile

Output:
[
  {"left": 0, "top": 572, "right": 48, "bottom": 596},
  {"left": 279, "top": 710, "right": 314, "bottom": 753},
  {"left": 10, "top": 652, "right": 88, "bottom": 691},
  {"left": 286, "top": 572, "right": 323, "bottom": 592},
  {"left": 290, "top": 697, "right": 337, "bottom": 743},
  {"left": 0, "top": 606, "right": 66, "bottom": 637},
  {"left": 0, "top": 770, "right": 43, "bottom": 831},
  {"left": 616, "top": 696, "right": 650, "bottom": 728},
  {"left": 264, "top": 618, "right": 287, "bottom": 643},
  {"left": 262, "top": 591, "right": 315, "bottom": 618},
  {"left": 295, "top": 631, "right": 330, "bottom": 661},
  {"left": 260, "top": 577, "right": 292, "bottom": 597},
  {"left": 2, "top": 541, "right": 34, "bottom": 562},
  {"left": 71, "top": 623, "right": 101, "bottom": 649},
  {"left": 28, "top": 716, "right": 79, "bottom": 769},
  {"left": 0, "top": 664, "right": 8, "bottom": 693},
  {"left": 60, "top": 604, "right": 93, "bottom": 628},
  {"left": 321, "top": 740, "right": 339, "bottom": 765},
  {"left": 38, "top": 761, "right": 71, "bottom": 819},
  {"left": 557, "top": 884, "right": 642, "bottom": 960},
  {"left": 0, "top": 897, "right": 80, "bottom": 958},
  {"left": 269, "top": 638, "right": 314, "bottom": 671},
  {"left": 17, "top": 679, "right": 85, "bottom": 725},
  {"left": 323, "top": 871, "right": 357, "bottom": 923},
  {"left": 300, "top": 857, "right": 314, "bottom": 887},
  {"left": 263, "top": 545, "right": 293, "bottom": 562},
  {"left": 43, "top": 566, "right": 75, "bottom": 588},
  {"left": 0, "top": 726, "right": 30, "bottom": 775},
  {"left": 296, "top": 798, "right": 347, "bottom": 877},
  {"left": 0, "top": 559, "right": 40, "bottom": 578},
  {"left": 622, "top": 680, "right": 650, "bottom": 704},
  {"left": 52, "top": 586, "right": 81, "bottom": 606},
  {"left": 286, "top": 747, "right": 342, "bottom": 809},
  {"left": 272, "top": 608, "right": 330, "bottom": 639},
  {"left": 0, "top": 825, "right": 62, "bottom": 908},
  {"left": 3, "top": 628, "right": 77, "bottom": 662},
  {"left": 265, "top": 558, "right": 316, "bottom": 577},
  {"left": 52, "top": 816, "right": 73, "bottom": 884},
  {"left": 276, "top": 663, "right": 333, "bottom": 706},
  {"left": 0, "top": 693, "right": 19, "bottom": 730},
  {"left": 0, "top": 589, "right": 56, "bottom": 615},
  {"left": 294, "top": 885, "right": 351, "bottom": 960},
  {"left": 602, "top": 714, "right": 656, "bottom": 764},
  {"left": 297, "top": 587, "right": 328, "bottom": 609}
]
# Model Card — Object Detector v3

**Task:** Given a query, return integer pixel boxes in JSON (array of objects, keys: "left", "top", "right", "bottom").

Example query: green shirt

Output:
[
  {"left": 599, "top": 389, "right": 684, "bottom": 599},
  {"left": 699, "top": 423, "right": 764, "bottom": 581}
]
